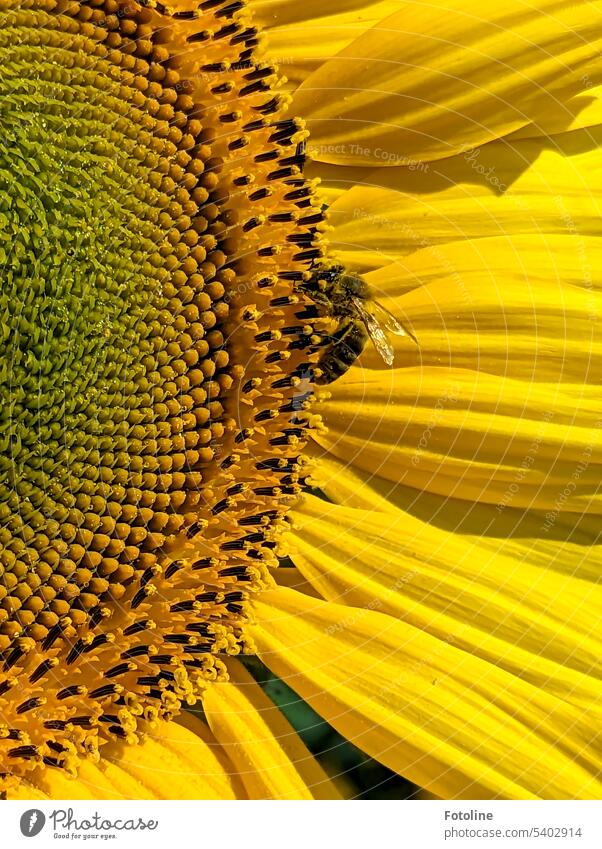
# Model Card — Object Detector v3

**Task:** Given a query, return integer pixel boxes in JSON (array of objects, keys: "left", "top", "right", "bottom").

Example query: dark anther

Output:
[
  {"left": 299, "top": 212, "right": 324, "bottom": 226},
  {"left": 165, "top": 561, "right": 183, "bottom": 580},
  {"left": 294, "top": 249, "right": 322, "bottom": 262},
  {"left": 88, "top": 605, "right": 105, "bottom": 629},
  {"left": 243, "top": 119, "right": 267, "bottom": 133},
  {"left": 121, "top": 645, "right": 151, "bottom": 660},
  {"left": 224, "top": 591, "right": 245, "bottom": 602},
  {"left": 216, "top": 0, "right": 244, "bottom": 17},
  {"left": 170, "top": 600, "right": 197, "bottom": 613},
  {"left": 131, "top": 587, "right": 151, "bottom": 610},
  {"left": 201, "top": 61, "right": 229, "bottom": 73},
  {"left": 240, "top": 79, "right": 269, "bottom": 97},
  {"left": 256, "top": 97, "right": 280, "bottom": 115},
  {"left": 212, "top": 498, "right": 232, "bottom": 514},
  {"left": 231, "top": 26, "right": 258, "bottom": 46},
  {"left": 185, "top": 645, "right": 212, "bottom": 654},
  {"left": 279, "top": 153, "right": 306, "bottom": 168},
  {"left": 66, "top": 639, "right": 87, "bottom": 665},
  {"left": 108, "top": 726, "right": 128, "bottom": 739},
  {"left": 163, "top": 634, "right": 192, "bottom": 645},
  {"left": 219, "top": 565, "right": 249, "bottom": 577},
  {"left": 243, "top": 217, "right": 262, "bottom": 232},
  {"left": 105, "top": 663, "right": 133, "bottom": 679},
  {"left": 140, "top": 567, "right": 156, "bottom": 587},
  {"left": 279, "top": 271, "right": 306, "bottom": 281},
  {"left": 124, "top": 620, "right": 151, "bottom": 637},
  {"left": 89, "top": 684, "right": 121, "bottom": 700},
  {"left": 254, "top": 486, "right": 278, "bottom": 496},
  {"left": 70, "top": 716, "right": 94, "bottom": 727},
  {"left": 213, "top": 23, "right": 238, "bottom": 40},
  {"left": 186, "top": 521, "right": 205, "bottom": 538},
  {"left": 57, "top": 686, "right": 83, "bottom": 701},
  {"left": 287, "top": 232, "right": 315, "bottom": 246},
  {"left": 249, "top": 187, "right": 270, "bottom": 201},
  {"left": 42, "top": 624, "right": 63, "bottom": 651},
  {"left": 244, "top": 66, "right": 273, "bottom": 81},
  {"left": 8, "top": 746, "right": 39, "bottom": 760},
  {"left": 254, "top": 150, "right": 279, "bottom": 163},
  {"left": 271, "top": 376, "right": 294, "bottom": 389},
  {"left": 195, "top": 591, "right": 218, "bottom": 602},
  {"left": 268, "top": 215, "right": 296, "bottom": 226},
  {"left": 3, "top": 648, "right": 24, "bottom": 672},
  {"left": 187, "top": 30, "right": 210, "bottom": 42},
  {"left": 186, "top": 623, "right": 211, "bottom": 636},
  {"left": 213, "top": 82, "right": 233, "bottom": 94},
  {"left": 284, "top": 187, "right": 311, "bottom": 201},
  {"left": 267, "top": 167, "right": 294, "bottom": 181},
  {"left": 16, "top": 697, "right": 44, "bottom": 715},
  {"left": 84, "top": 634, "right": 110, "bottom": 653},
  {"left": 98, "top": 714, "right": 120, "bottom": 724},
  {"left": 220, "top": 539, "right": 246, "bottom": 551},
  {"left": 242, "top": 532, "right": 264, "bottom": 544}
]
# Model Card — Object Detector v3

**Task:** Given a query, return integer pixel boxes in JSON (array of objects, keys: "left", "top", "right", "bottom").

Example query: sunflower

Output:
[{"left": 1, "top": 0, "right": 601, "bottom": 801}]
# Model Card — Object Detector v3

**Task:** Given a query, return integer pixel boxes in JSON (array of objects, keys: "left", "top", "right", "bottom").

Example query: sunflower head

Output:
[{"left": 0, "top": 0, "right": 350, "bottom": 793}]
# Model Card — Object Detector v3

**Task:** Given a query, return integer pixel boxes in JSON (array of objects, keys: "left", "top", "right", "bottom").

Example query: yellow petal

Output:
[
  {"left": 255, "top": 1, "right": 399, "bottom": 90},
  {"left": 291, "top": 1, "right": 602, "bottom": 167},
  {"left": 510, "top": 85, "right": 602, "bottom": 141},
  {"left": 323, "top": 133, "right": 602, "bottom": 270},
  {"left": 358, "top": 235, "right": 602, "bottom": 383},
  {"left": 250, "top": 586, "right": 602, "bottom": 799},
  {"left": 314, "top": 362, "right": 602, "bottom": 512},
  {"left": 287, "top": 493, "right": 602, "bottom": 711},
  {"left": 309, "top": 454, "right": 602, "bottom": 582},
  {"left": 11, "top": 719, "right": 245, "bottom": 800},
  {"left": 202, "top": 659, "right": 342, "bottom": 799}
]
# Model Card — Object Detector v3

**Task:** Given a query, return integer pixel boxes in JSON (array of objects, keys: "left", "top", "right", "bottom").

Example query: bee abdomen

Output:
[{"left": 315, "top": 320, "right": 368, "bottom": 384}]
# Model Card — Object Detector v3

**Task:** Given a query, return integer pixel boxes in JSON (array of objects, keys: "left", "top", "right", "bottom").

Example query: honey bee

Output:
[{"left": 300, "top": 264, "right": 418, "bottom": 384}]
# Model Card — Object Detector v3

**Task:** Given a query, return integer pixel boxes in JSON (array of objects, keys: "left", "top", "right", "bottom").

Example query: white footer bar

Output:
[{"left": 1, "top": 799, "right": 599, "bottom": 848}]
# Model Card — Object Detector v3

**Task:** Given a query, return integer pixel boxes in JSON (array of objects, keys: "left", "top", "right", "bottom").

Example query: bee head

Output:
[{"left": 316, "top": 264, "right": 345, "bottom": 287}]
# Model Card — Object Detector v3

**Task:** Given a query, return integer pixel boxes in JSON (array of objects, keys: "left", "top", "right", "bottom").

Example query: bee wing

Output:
[
  {"left": 351, "top": 296, "right": 395, "bottom": 366},
  {"left": 370, "top": 300, "right": 420, "bottom": 346}
]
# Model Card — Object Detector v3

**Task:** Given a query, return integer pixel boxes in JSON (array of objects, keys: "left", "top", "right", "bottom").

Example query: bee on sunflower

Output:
[{"left": 0, "top": 0, "right": 600, "bottom": 801}]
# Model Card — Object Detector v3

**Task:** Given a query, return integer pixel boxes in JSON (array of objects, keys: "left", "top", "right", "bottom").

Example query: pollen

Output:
[{"left": 0, "top": 0, "right": 334, "bottom": 792}]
